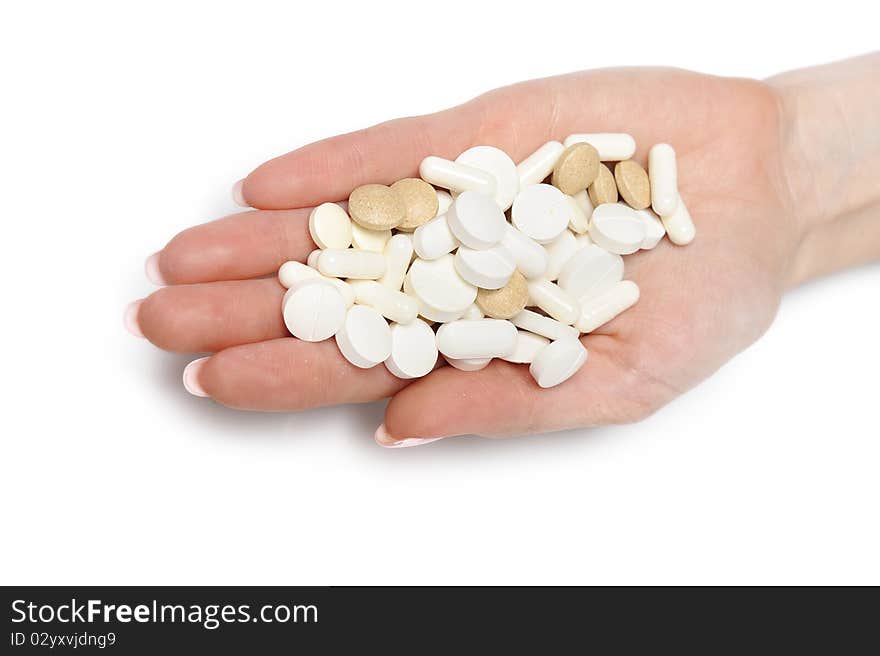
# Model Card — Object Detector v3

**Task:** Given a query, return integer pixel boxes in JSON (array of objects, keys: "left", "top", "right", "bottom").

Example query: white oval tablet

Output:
[
  {"left": 527, "top": 279, "right": 580, "bottom": 325},
  {"left": 403, "top": 273, "right": 468, "bottom": 323},
  {"left": 385, "top": 319, "right": 438, "bottom": 379},
  {"left": 378, "top": 233, "right": 413, "bottom": 291},
  {"left": 543, "top": 230, "right": 580, "bottom": 281},
  {"left": 500, "top": 223, "right": 548, "bottom": 279},
  {"left": 419, "top": 156, "right": 496, "bottom": 196},
  {"left": 282, "top": 280, "right": 346, "bottom": 342},
  {"left": 502, "top": 330, "right": 550, "bottom": 364},
  {"left": 446, "top": 190, "right": 506, "bottom": 250},
  {"left": 456, "top": 145, "right": 520, "bottom": 211},
  {"left": 278, "top": 260, "right": 320, "bottom": 289},
  {"left": 348, "top": 280, "right": 419, "bottom": 325},
  {"left": 562, "top": 133, "right": 636, "bottom": 161},
  {"left": 335, "top": 305, "right": 392, "bottom": 368},
  {"left": 529, "top": 336, "right": 588, "bottom": 388},
  {"left": 436, "top": 319, "right": 517, "bottom": 360},
  {"left": 317, "top": 249, "right": 386, "bottom": 279},
  {"left": 445, "top": 356, "right": 492, "bottom": 372},
  {"left": 408, "top": 254, "right": 477, "bottom": 313},
  {"left": 634, "top": 207, "right": 666, "bottom": 249},
  {"left": 511, "top": 183, "right": 571, "bottom": 244},
  {"left": 308, "top": 202, "right": 352, "bottom": 249},
  {"left": 557, "top": 244, "right": 624, "bottom": 303},
  {"left": 575, "top": 280, "right": 640, "bottom": 333},
  {"left": 516, "top": 141, "right": 565, "bottom": 187},
  {"left": 589, "top": 203, "right": 647, "bottom": 255},
  {"left": 351, "top": 222, "right": 392, "bottom": 252},
  {"left": 567, "top": 192, "right": 592, "bottom": 234},
  {"left": 510, "top": 309, "right": 579, "bottom": 341},
  {"left": 454, "top": 245, "right": 516, "bottom": 290},
  {"left": 412, "top": 214, "right": 458, "bottom": 260}
]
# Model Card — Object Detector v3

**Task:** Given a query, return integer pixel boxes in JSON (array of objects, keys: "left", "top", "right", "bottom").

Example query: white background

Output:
[{"left": 1, "top": 1, "right": 877, "bottom": 585}]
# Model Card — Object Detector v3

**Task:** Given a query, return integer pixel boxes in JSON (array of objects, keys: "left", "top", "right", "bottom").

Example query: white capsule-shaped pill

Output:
[
  {"left": 348, "top": 280, "right": 419, "bottom": 325},
  {"left": 278, "top": 260, "right": 320, "bottom": 288},
  {"left": 282, "top": 279, "right": 347, "bottom": 342},
  {"left": 511, "top": 183, "right": 571, "bottom": 244},
  {"left": 567, "top": 191, "right": 592, "bottom": 234},
  {"left": 634, "top": 207, "right": 666, "bottom": 249},
  {"left": 445, "top": 190, "right": 506, "bottom": 250},
  {"left": 412, "top": 213, "right": 459, "bottom": 260},
  {"left": 516, "top": 141, "right": 565, "bottom": 187},
  {"left": 575, "top": 280, "right": 640, "bottom": 334},
  {"left": 511, "top": 309, "right": 579, "bottom": 342},
  {"left": 308, "top": 202, "right": 352, "bottom": 250},
  {"left": 648, "top": 143, "right": 679, "bottom": 216},
  {"left": 351, "top": 222, "right": 392, "bottom": 253},
  {"left": 462, "top": 303, "right": 484, "bottom": 320},
  {"left": 378, "top": 233, "right": 413, "bottom": 291},
  {"left": 317, "top": 248, "right": 386, "bottom": 280},
  {"left": 445, "top": 356, "right": 492, "bottom": 372},
  {"left": 543, "top": 230, "right": 580, "bottom": 281},
  {"left": 558, "top": 244, "right": 623, "bottom": 303},
  {"left": 563, "top": 133, "right": 636, "bottom": 161},
  {"left": 529, "top": 336, "right": 588, "bottom": 388},
  {"left": 436, "top": 319, "right": 517, "bottom": 360},
  {"left": 456, "top": 146, "right": 520, "bottom": 211},
  {"left": 502, "top": 330, "right": 550, "bottom": 364},
  {"left": 500, "top": 224, "right": 548, "bottom": 279},
  {"left": 454, "top": 245, "right": 516, "bottom": 290},
  {"left": 407, "top": 254, "right": 477, "bottom": 314},
  {"left": 403, "top": 273, "right": 468, "bottom": 323},
  {"left": 435, "top": 189, "right": 454, "bottom": 216},
  {"left": 307, "top": 249, "right": 321, "bottom": 269},
  {"left": 589, "top": 203, "right": 647, "bottom": 255},
  {"left": 527, "top": 278, "right": 580, "bottom": 325},
  {"left": 384, "top": 319, "right": 438, "bottom": 379},
  {"left": 661, "top": 195, "right": 696, "bottom": 246},
  {"left": 419, "top": 156, "right": 496, "bottom": 196},
  {"left": 335, "top": 305, "right": 392, "bottom": 369}
]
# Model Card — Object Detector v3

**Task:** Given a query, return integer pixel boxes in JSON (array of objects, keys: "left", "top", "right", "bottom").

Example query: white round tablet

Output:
[
  {"left": 501, "top": 330, "right": 550, "bottom": 364},
  {"left": 282, "top": 280, "right": 346, "bottom": 342},
  {"left": 408, "top": 254, "right": 477, "bottom": 314},
  {"left": 529, "top": 336, "right": 588, "bottom": 388},
  {"left": 445, "top": 356, "right": 492, "bottom": 372},
  {"left": 404, "top": 273, "right": 467, "bottom": 323},
  {"left": 351, "top": 222, "right": 392, "bottom": 252},
  {"left": 308, "top": 202, "right": 352, "bottom": 249},
  {"left": 453, "top": 245, "right": 516, "bottom": 290},
  {"left": 634, "top": 207, "right": 666, "bottom": 249},
  {"left": 334, "top": 305, "right": 391, "bottom": 369},
  {"left": 385, "top": 319, "right": 438, "bottom": 379},
  {"left": 589, "top": 201, "right": 647, "bottom": 255},
  {"left": 557, "top": 244, "right": 624, "bottom": 303},
  {"left": 445, "top": 190, "right": 506, "bottom": 250},
  {"left": 456, "top": 146, "right": 520, "bottom": 211},
  {"left": 511, "top": 183, "right": 571, "bottom": 244}
]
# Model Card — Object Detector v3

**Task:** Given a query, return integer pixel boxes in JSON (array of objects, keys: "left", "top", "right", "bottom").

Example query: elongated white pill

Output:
[
  {"left": 307, "top": 249, "right": 321, "bottom": 269},
  {"left": 529, "top": 336, "right": 588, "bottom": 388},
  {"left": 511, "top": 183, "right": 570, "bottom": 244},
  {"left": 456, "top": 146, "right": 520, "bottom": 211},
  {"left": 348, "top": 280, "right": 419, "bottom": 325},
  {"left": 408, "top": 254, "right": 477, "bottom": 313},
  {"left": 563, "top": 133, "right": 636, "bottom": 161},
  {"left": 462, "top": 303, "right": 484, "bottom": 320},
  {"left": 282, "top": 280, "right": 346, "bottom": 342},
  {"left": 575, "top": 280, "right": 640, "bottom": 333},
  {"left": 378, "top": 233, "right": 413, "bottom": 291},
  {"left": 335, "top": 305, "right": 392, "bottom": 368},
  {"left": 527, "top": 279, "right": 580, "bottom": 325},
  {"left": 502, "top": 330, "right": 550, "bottom": 364},
  {"left": 385, "top": 319, "right": 438, "bottom": 379},
  {"left": 661, "top": 195, "right": 696, "bottom": 245},
  {"left": 403, "top": 273, "right": 468, "bottom": 323},
  {"left": 308, "top": 202, "right": 352, "bottom": 249},
  {"left": 589, "top": 203, "right": 647, "bottom": 255},
  {"left": 568, "top": 192, "right": 592, "bottom": 234},
  {"left": 649, "top": 143, "right": 679, "bottom": 216},
  {"left": 446, "top": 190, "right": 506, "bottom": 250},
  {"left": 445, "top": 356, "right": 492, "bottom": 372},
  {"left": 543, "top": 230, "right": 580, "bottom": 281},
  {"left": 278, "top": 260, "right": 320, "bottom": 288},
  {"left": 498, "top": 226, "right": 545, "bottom": 280},
  {"left": 454, "top": 245, "right": 516, "bottom": 290},
  {"left": 634, "top": 207, "right": 666, "bottom": 249},
  {"left": 436, "top": 189, "right": 454, "bottom": 216},
  {"left": 351, "top": 223, "right": 392, "bottom": 253},
  {"left": 511, "top": 309, "right": 579, "bottom": 341},
  {"left": 413, "top": 213, "right": 458, "bottom": 260},
  {"left": 516, "top": 141, "right": 565, "bottom": 187},
  {"left": 419, "top": 156, "right": 496, "bottom": 196},
  {"left": 317, "top": 249, "right": 386, "bottom": 280},
  {"left": 558, "top": 244, "right": 623, "bottom": 303},
  {"left": 436, "top": 319, "right": 517, "bottom": 360}
]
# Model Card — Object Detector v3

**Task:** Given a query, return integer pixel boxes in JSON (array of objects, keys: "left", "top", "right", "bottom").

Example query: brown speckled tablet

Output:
[
  {"left": 476, "top": 270, "right": 528, "bottom": 319},
  {"left": 391, "top": 178, "right": 439, "bottom": 231},
  {"left": 348, "top": 184, "right": 406, "bottom": 230},
  {"left": 614, "top": 160, "right": 651, "bottom": 210},
  {"left": 550, "top": 143, "right": 600, "bottom": 194},
  {"left": 588, "top": 163, "right": 618, "bottom": 206}
]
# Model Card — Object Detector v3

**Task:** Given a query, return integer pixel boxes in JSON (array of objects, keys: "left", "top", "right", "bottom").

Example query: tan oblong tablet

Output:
[
  {"left": 391, "top": 178, "right": 439, "bottom": 231},
  {"left": 550, "top": 143, "right": 600, "bottom": 194},
  {"left": 348, "top": 184, "right": 406, "bottom": 230},
  {"left": 614, "top": 160, "right": 651, "bottom": 210},
  {"left": 588, "top": 163, "right": 618, "bottom": 206},
  {"left": 475, "top": 270, "right": 529, "bottom": 319}
]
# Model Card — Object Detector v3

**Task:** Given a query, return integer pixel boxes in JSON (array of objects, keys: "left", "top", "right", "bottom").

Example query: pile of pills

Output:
[{"left": 278, "top": 135, "right": 695, "bottom": 388}]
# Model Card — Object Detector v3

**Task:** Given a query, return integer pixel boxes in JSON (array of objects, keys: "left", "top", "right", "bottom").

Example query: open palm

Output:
[{"left": 133, "top": 67, "right": 803, "bottom": 443}]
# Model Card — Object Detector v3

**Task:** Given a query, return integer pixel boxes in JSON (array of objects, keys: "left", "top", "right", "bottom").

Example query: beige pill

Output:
[
  {"left": 348, "top": 184, "right": 406, "bottom": 231},
  {"left": 391, "top": 178, "right": 439, "bottom": 231},
  {"left": 475, "top": 270, "right": 528, "bottom": 319},
  {"left": 588, "top": 163, "right": 618, "bottom": 206},
  {"left": 550, "top": 143, "right": 600, "bottom": 195},
  {"left": 614, "top": 160, "right": 651, "bottom": 210}
]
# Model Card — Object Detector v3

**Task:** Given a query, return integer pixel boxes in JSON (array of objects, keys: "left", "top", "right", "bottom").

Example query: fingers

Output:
[
  {"left": 149, "top": 208, "right": 313, "bottom": 285},
  {"left": 187, "top": 338, "right": 409, "bottom": 411},
  {"left": 137, "top": 278, "right": 286, "bottom": 352}
]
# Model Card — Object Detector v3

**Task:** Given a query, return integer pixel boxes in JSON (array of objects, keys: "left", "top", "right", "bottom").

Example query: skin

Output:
[{"left": 131, "top": 54, "right": 880, "bottom": 446}]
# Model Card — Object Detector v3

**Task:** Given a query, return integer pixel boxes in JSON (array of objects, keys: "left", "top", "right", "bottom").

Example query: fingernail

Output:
[
  {"left": 123, "top": 300, "right": 144, "bottom": 338},
  {"left": 144, "top": 252, "right": 167, "bottom": 286},
  {"left": 374, "top": 424, "right": 443, "bottom": 449},
  {"left": 182, "top": 357, "right": 210, "bottom": 397},
  {"left": 231, "top": 179, "right": 249, "bottom": 207}
]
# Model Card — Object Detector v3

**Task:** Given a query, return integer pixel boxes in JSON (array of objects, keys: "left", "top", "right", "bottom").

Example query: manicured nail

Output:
[
  {"left": 144, "top": 252, "right": 167, "bottom": 286},
  {"left": 231, "top": 179, "right": 249, "bottom": 207},
  {"left": 374, "top": 424, "right": 443, "bottom": 449},
  {"left": 123, "top": 300, "right": 144, "bottom": 338},
  {"left": 182, "top": 357, "right": 210, "bottom": 397}
]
